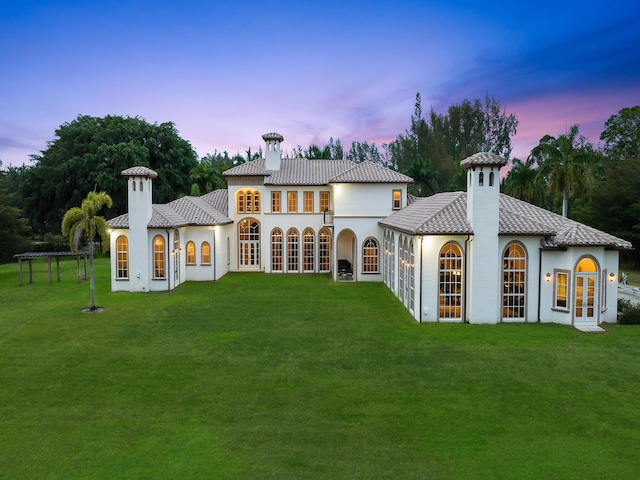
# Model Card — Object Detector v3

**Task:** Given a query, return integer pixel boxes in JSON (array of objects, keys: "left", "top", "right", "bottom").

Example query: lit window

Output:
[
  {"left": 153, "top": 235, "right": 165, "bottom": 279},
  {"left": 237, "top": 189, "right": 260, "bottom": 214},
  {"left": 320, "top": 191, "right": 330, "bottom": 212},
  {"left": 272, "top": 191, "right": 281, "bottom": 213},
  {"left": 287, "top": 228, "right": 299, "bottom": 272},
  {"left": 439, "top": 243, "right": 462, "bottom": 320},
  {"left": 502, "top": 243, "right": 526, "bottom": 320},
  {"left": 554, "top": 270, "right": 569, "bottom": 310},
  {"left": 186, "top": 241, "right": 196, "bottom": 265},
  {"left": 287, "top": 191, "right": 297, "bottom": 213},
  {"left": 116, "top": 235, "right": 128, "bottom": 279},
  {"left": 239, "top": 219, "right": 260, "bottom": 268},
  {"left": 392, "top": 190, "right": 401, "bottom": 210},
  {"left": 362, "top": 237, "right": 379, "bottom": 273},
  {"left": 201, "top": 242, "right": 211, "bottom": 265},
  {"left": 319, "top": 228, "right": 331, "bottom": 272},
  {"left": 409, "top": 239, "right": 415, "bottom": 312},
  {"left": 271, "top": 229, "right": 283, "bottom": 272},
  {"left": 304, "top": 192, "right": 314, "bottom": 213},
  {"left": 303, "top": 228, "right": 314, "bottom": 272}
]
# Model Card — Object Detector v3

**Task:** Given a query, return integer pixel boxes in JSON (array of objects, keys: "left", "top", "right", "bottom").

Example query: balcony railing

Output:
[{"left": 323, "top": 210, "right": 334, "bottom": 226}]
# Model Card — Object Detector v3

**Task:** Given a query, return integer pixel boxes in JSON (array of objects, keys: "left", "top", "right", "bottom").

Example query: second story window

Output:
[
  {"left": 392, "top": 190, "right": 401, "bottom": 210},
  {"left": 272, "top": 191, "right": 281, "bottom": 213},
  {"left": 320, "top": 191, "right": 330, "bottom": 212},
  {"left": 287, "top": 191, "right": 297, "bottom": 213},
  {"left": 237, "top": 189, "right": 260, "bottom": 214},
  {"left": 304, "top": 192, "right": 314, "bottom": 213}
]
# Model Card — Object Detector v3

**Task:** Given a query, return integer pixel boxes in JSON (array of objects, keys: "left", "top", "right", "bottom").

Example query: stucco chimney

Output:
[{"left": 263, "top": 132, "right": 284, "bottom": 170}]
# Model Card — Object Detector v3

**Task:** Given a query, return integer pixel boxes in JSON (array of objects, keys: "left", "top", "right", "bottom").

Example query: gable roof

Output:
[
  {"left": 379, "top": 192, "right": 632, "bottom": 250},
  {"left": 223, "top": 158, "right": 413, "bottom": 185},
  {"left": 107, "top": 189, "right": 232, "bottom": 229}
]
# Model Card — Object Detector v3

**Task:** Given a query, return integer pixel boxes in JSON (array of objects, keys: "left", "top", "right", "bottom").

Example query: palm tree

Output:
[
  {"left": 61, "top": 191, "right": 113, "bottom": 311},
  {"left": 409, "top": 154, "right": 439, "bottom": 195},
  {"left": 531, "top": 124, "right": 594, "bottom": 217},
  {"left": 502, "top": 157, "right": 545, "bottom": 206}
]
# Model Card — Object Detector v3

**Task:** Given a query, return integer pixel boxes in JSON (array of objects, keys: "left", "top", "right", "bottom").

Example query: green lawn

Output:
[{"left": 1, "top": 258, "right": 640, "bottom": 479}]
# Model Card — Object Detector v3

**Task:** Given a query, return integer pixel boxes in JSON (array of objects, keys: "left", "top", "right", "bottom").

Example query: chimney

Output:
[{"left": 263, "top": 132, "right": 284, "bottom": 170}]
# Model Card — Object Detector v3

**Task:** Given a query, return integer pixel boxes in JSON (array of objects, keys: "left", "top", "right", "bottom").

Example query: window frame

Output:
[
  {"left": 116, "top": 235, "right": 129, "bottom": 279},
  {"left": 153, "top": 235, "right": 166, "bottom": 279},
  {"left": 303, "top": 228, "right": 315, "bottom": 272},
  {"left": 439, "top": 242, "right": 463, "bottom": 320},
  {"left": 362, "top": 237, "right": 380, "bottom": 274},
  {"left": 502, "top": 242, "right": 527, "bottom": 321},
  {"left": 320, "top": 191, "right": 330, "bottom": 212},
  {"left": 271, "top": 228, "right": 283, "bottom": 272},
  {"left": 186, "top": 241, "right": 196, "bottom": 265},
  {"left": 392, "top": 190, "right": 402, "bottom": 210},
  {"left": 201, "top": 241, "right": 211, "bottom": 265},
  {"left": 287, "top": 228, "right": 299, "bottom": 272},
  {"left": 303, "top": 191, "right": 314, "bottom": 213},
  {"left": 553, "top": 269, "right": 570, "bottom": 311},
  {"left": 271, "top": 191, "right": 281, "bottom": 213},
  {"left": 287, "top": 191, "right": 298, "bottom": 213}
]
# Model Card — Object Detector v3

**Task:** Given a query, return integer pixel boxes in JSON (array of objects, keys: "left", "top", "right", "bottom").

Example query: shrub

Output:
[{"left": 619, "top": 305, "right": 640, "bottom": 325}]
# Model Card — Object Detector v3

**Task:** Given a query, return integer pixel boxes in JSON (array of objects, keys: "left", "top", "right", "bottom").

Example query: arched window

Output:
[
  {"left": 173, "top": 230, "right": 180, "bottom": 281},
  {"left": 390, "top": 233, "right": 395, "bottom": 291},
  {"left": 303, "top": 228, "right": 315, "bottom": 272},
  {"left": 287, "top": 228, "right": 299, "bottom": 272},
  {"left": 239, "top": 219, "right": 260, "bottom": 268},
  {"left": 271, "top": 228, "right": 283, "bottom": 272},
  {"left": 479, "top": 172, "right": 484, "bottom": 186},
  {"left": 502, "top": 243, "right": 526, "bottom": 321},
  {"left": 116, "top": 235, "right": 128, "bottom": 279},
  {"left": 439, "top": 243, "right": 462, "bottom": 320},
  {"left": 319, "top": 228, "right": 331, "bottom": 272},
  {"left": 153, "top": 235, "right": 165, "bottom": 279},
  {"left": 237, "top": 189, "right": 260, "bottom": 214},
  {"left": 575, "top": 257, "right": 598, "bottom": 321},
  {"left": 398, "top": 235, "right": 405, "bottom": 296},
  {"left": 186, "top": 241, "right": 196, "bottom": 265},
  {"left": 409, "top": 239, "right": 415, "bottom": 313},
  {"left": 489, "top": 171, "right": 495, "bottom": 186},
  {"left": 362, "top": 237, "right": 379, "bottom": 273},
  {"left": 201, "top": 242, "right": 211, "bottom": 265}
]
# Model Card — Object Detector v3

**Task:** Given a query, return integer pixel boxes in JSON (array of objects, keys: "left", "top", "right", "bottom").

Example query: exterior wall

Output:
[
  {"left": 539, "top": 246, "right": 620, "bottom": 325},
  {"left": 334, "top": 217, "right": 384, "bottom": 282},
  {"left": 333, "top": 183, "right": 406, "bottom": 218}
]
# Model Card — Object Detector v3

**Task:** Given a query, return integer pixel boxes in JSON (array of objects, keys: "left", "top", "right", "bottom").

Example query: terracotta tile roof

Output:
[
  {"left": 108, "top": 190, "right": 232, "bottom": 229},
  {"left": 121, "top": 166, "right": 158, "bottom": 178},
  {"left": 379, "top": 192, "right": 471, "bottom": 235},
  {"left": 380, "top": 192, "right": 633, "bottom": 250},
  {"left": 460, "top": 152, "right": 508, "bottom": 169},
  {"left": 223, "top": 158, "right": 413, "bottom": 185},
  {"left": 329, "top": 161, "right": 413, "bottom": 184}
]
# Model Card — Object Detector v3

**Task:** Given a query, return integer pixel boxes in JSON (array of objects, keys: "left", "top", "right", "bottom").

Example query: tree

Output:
[
  {"left": 531, "top": 125, "right": 595, "bottom": 218},
  {"left": 22, "top": 115, "right": 198, "bottom": 234},
  {"left": 408, "top": 154, "right": 439, "bottom": 196},
  {"left": 0, "top": 187, "right": 31, "bottom": 263},
  {"left": 191, "top": 151, "right": 235, "bottom": 194},
  {"left": 292, "top": 138, "right": 345, "bottom": 160},
  {"left": 502, "top": 157, "right": 545, "bottom": 206},
  {"left": 600, "top": 106, "right": 640, "bottom": 161},
  {"left": 346, "top": 141, "right": 382, "bottom": 164},
  {"left": 577, "top": 158, "right": 640, "bottom": 266},
  {"left": 389, "top": 93, "right": 518, "bottom": 191},
  {"left": 61, "top": 191, "right": 112, "bottom": 311}
]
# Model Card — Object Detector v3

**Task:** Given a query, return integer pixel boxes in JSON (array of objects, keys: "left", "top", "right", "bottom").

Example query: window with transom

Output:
[
  {"left": 287, "top": 228, "right": 299, "bottom": 272},
  {"left": 116, "top": 235, "right": 128, "bottom": 279},
  {"left": 201, "top": 242, "right": 211, "bottom": 265},
  {"left": 502, "top": 243, "right": 526, "bottom": 321},
  {"left": 153, "top": 235, "right": 165, "bottom": 279},
  {"left": 439, "top": 243, "right": 462, "bottom": 320},
  {"left": 303, "top": 228, "right": 314, "bottom": 271},
  {"left": 362, "top": 237, "right": 379, "bottom": 273},
  {"left": 186, "top": 241, "right": 196, "bottom": 265}
]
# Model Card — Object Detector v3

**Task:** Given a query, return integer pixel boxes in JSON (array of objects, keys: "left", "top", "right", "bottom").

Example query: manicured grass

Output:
[{"left": 2, "top": 258, "right": 640, "bottom": 479}]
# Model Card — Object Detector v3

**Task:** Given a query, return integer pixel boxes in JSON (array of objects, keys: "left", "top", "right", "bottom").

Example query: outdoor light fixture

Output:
[
  {"left": 545, "top": 273, "right": 551, "bottom": 282},
  {"left": 609, "top": 272, "right": 616, "bottom": 282}
]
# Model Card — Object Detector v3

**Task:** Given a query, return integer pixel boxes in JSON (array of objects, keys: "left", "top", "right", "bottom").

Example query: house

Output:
[{"left": 108, "top": 133, "right": 632, "bottom": 328}]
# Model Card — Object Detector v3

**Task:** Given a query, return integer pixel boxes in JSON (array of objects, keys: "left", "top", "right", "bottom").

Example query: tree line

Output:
[{"left": 0, "top": 100, "right": 638, "bottom": 264}]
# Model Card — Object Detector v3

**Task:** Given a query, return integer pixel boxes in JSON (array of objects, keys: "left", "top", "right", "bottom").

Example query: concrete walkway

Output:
[{"left": 618, "top": 284, "right": 640, "bottom": 305}]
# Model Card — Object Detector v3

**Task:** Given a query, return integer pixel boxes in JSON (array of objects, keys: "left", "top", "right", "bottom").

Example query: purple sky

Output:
[{"left": 1, "top": 1, "right": 639, "bottom": 168}]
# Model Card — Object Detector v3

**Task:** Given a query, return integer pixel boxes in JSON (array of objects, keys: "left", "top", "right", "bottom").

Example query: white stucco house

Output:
[{"left": 108, "top": 132, "right": 632, "bottom": 328}]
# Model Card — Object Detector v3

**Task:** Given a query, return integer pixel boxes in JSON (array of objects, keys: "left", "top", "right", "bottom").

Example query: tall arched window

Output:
[
  {"left": 303, "top": 228, "right": 315, "bottom": 272},
  {"left": 239, "top": 219, "right": 260, "bottom": 268},
  {"left": 173, "top": 231, "right": 180, "bottom": 282},
  {"left": 362, "top": 237, "right": 379, "bottom": 273},
  {"left": 439, "top": 243, "right": 462, "bottom": 320},
  {"left": 390, "top": 233, "right": 395, "bottom": 291},
  {"left": 575, "top": 256, "right": 598, "bottom": 322},
  {"left": 116, "top": 235, "right": 128, "bottom": 279},
  {"left": 153, "top": 235, "right": 165, "bottom": 279},
  {"left": 186, "top": 241, "right": 196, "bottom": 265},
  {"left": 271, "top": 228, "right": 283, "bottom": 272},
  {"left": 201, "top": 242, "right": 211, "bottom": 265},
  {"left": 502, "top": 243, "right": 526, "bottom": 321},
  {"left": 398, "top": 235, "right": 405, "bottom": 296},
  {"left": 318, "top": 228, "right": 331, "bottom": 272},
  {"left": 409, "top": 239, "right": 415, "bottom": 313},
  {"left": 287, "top": 228, "right": 299, "bottom": 272}
]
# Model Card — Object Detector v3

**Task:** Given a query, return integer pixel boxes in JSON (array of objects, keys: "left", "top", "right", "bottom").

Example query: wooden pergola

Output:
[{"left": 13, "top": 251, "right": 89, "bottom": 286}]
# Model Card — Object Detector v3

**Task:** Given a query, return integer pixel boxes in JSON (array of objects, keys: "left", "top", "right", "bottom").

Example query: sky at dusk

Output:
[{"left": 1, "top": 0, "right": 639, "bottom": 168}]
